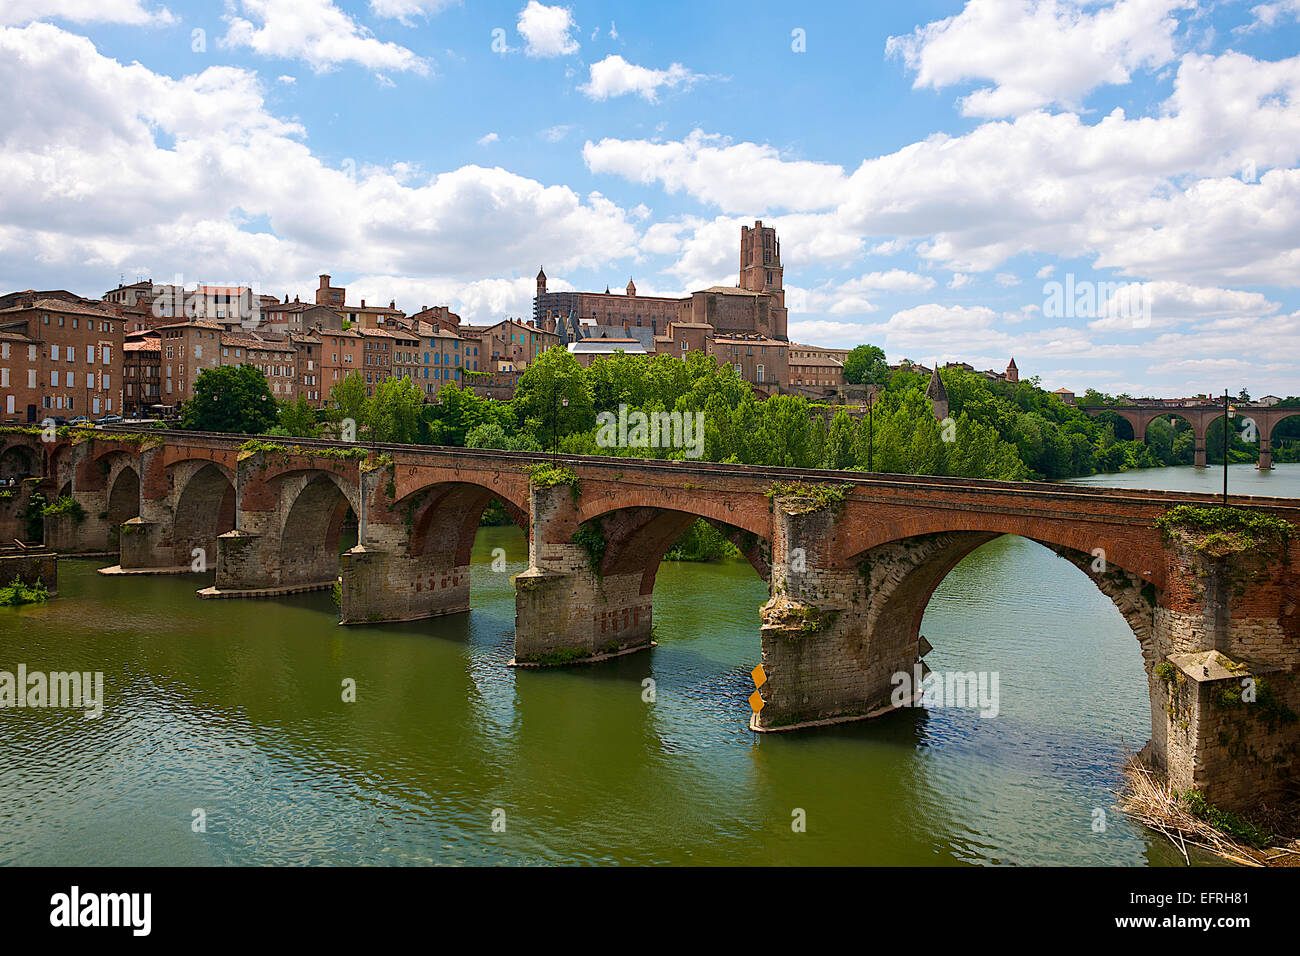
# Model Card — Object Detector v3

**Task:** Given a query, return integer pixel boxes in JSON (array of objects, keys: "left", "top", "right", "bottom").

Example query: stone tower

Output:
[
  {"left": 926, "top": 367, "right": 949, "bottom": 421},
  {"left": 1006, "top": 357, "right": 1019, "bottom": 383},
  {"left": 626, "top": 278, "right": 636, "bottom": 296},
  {"left": 536, "top": 266, "right": 547, "bottom": 298},
  {"left": 739, "top": 220, "right": 788, "bottom": 341}
]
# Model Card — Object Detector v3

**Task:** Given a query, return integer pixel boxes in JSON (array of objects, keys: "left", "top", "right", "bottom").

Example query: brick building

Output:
[
  {"left": 535, "top": 220, "right": 790, "bottom": 351},
  {"left": 0, "top": 297, "right": 124, "bottom": 420},
  {"left": 123, "top": 335, "right": 162, "bottom": 418}
]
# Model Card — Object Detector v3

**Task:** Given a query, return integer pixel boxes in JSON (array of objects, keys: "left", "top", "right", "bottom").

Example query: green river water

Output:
[{"left": 1, "top": 463, "right": 1296, "bottom": 866}]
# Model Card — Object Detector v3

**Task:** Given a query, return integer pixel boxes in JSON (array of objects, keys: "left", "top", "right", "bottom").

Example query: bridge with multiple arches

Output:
[{"left": 3, "top": 425, "right": 1298, "bottom": 813}]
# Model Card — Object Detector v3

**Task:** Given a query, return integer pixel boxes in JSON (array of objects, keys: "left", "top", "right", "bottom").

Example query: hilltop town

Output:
[{"left": 0, "top": 219, "right": 1275, "bottom": 426}]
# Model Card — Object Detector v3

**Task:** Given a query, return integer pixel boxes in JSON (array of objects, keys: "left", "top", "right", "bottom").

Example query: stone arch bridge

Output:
[
  {"left": 15, "top": 427, "right": 1300, "bottom": 813},
  {"left": 1089, "top": 402, "right": 1300, "bottom": 469}
]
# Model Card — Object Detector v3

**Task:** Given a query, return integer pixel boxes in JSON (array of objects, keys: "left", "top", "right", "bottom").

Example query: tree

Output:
[
  {"left": 328, "top": 372, "right": 369, "bottom": 437},
  {"left": 843, "top": 344, "right": 890, "bottom": 385},
  {"left": 368, "top": 377, "right": 426, "bottom": 444},
  {"left": 272, "top": 395, "right": 321, "bottom": 438},
  {"left": 514, "top": 347, "right": 595, "bottom": 450},
  {"left": 181, "top": 364, "right": 278, "bottom": 434}
]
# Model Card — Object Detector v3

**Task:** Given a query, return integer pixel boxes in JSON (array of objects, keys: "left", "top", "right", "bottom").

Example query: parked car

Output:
[
  {"left": 68, "top": 417, "right": 91, "bottom": 426},
  {"left": 94, "top": 415, "right": 123, "bottom": 425}
]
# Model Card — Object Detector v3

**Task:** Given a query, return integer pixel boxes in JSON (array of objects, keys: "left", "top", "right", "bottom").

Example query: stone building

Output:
[{"left": 533, "top": 220, "right": 790, "bottom": 350}]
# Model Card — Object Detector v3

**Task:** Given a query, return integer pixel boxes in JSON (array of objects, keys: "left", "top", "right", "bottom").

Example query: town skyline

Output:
[{"left": 1, "top": 2, "right": 1298, "bottom": 397}]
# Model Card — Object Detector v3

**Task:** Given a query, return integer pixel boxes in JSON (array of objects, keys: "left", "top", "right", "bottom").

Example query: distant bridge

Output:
[
  {"left": 1088, "top": 402, "right": 1299, "bottom": 469},
  {"left": 4, "top": 426, "right": 1299, "bottom": 813}
]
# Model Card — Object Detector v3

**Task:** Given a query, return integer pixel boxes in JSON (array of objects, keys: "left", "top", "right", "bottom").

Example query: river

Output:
[{"left": 2, "top": 463, "right": 1296, "bottom": 866}]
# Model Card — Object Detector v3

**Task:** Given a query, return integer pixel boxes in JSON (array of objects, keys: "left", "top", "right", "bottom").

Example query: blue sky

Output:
[{"left": 1, "top": 0, "right": 1299, "bottom": 397}]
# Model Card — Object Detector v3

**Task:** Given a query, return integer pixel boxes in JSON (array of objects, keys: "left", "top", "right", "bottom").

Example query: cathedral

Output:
[{"left": 533, "top": 221, "right": 789, "bottom": 348}]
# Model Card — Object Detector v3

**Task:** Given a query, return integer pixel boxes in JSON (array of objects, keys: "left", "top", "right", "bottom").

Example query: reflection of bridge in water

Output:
[
  {"left": 1088, "top": 402, "right": 1300, "bottom": 469},
  {"left": 7, "top": 426, "right": 1300, "bottom": 814}
]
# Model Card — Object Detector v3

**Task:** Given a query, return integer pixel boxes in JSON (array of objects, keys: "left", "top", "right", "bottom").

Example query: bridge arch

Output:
[
  {"left": 0, "top": 442, "right": 38, "bottom": 481},
  {"left": 276, "top": 470, "right": 359, "bottom": 587},
  {"left": 576, "top": 505, "right": 771, "bottom": 596},
  {"left": 401, "top": 480, "right": 528, "bottom": 565},
  {"left": 105, "top": 460, "right": 141, "bottom": 539},
  {"left": 171, "top": 461, "right": 237, "bottom": 566}
]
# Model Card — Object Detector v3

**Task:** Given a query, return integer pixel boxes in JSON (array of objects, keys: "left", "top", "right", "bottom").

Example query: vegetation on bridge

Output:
[{"left": 1154, "top": 505, "right": 1294, "bottom": 558}]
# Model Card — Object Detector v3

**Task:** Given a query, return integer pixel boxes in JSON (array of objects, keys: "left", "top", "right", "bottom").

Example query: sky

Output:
[{"left": 0, "top": 0, "right": 1298, "bottom": 398}]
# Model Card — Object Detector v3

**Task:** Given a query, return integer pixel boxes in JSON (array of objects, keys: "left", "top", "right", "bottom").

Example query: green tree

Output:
[
  {"left": 368, "top": 377, "right": 426, "bottom": 444},
  {"left": 272, "top": 395, "right": 321, "bottom": 438},
  {"left": 328, "top": 372, "right": 369, "bottom": 437},
  {"left": 181, "top": 364, "right": 278, "bottom": 434},
  {"left": 514, "top": 347, "right": 595, "bottom": 450},
  {"left": 843, "top": 344, "right": 890, "bottom": 385}
]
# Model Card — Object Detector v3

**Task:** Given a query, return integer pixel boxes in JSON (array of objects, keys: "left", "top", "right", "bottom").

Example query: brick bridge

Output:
[
  {"left": 1089, "top": 402, "right": 1299, "bottom": 470},
  {"left": 9, "top": 427, "right": 1300, "bottom": 812}
]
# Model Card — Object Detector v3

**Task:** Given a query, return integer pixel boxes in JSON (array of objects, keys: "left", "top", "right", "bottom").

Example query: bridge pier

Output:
[
  {"left": 754, "top": 496, "right": 995, "bottom": 730},
  {"left": 1193, "top": 432, "right": 1207, "bottom": 468},
  {"left": 338, "top": 465, "right": 472, "bottom": 625},
  {"left": 1259, "top": 434, "right": 1272, "bottom": 471},
  {"left": 513, "top": 483, "right": 653, "bottom": 665}
]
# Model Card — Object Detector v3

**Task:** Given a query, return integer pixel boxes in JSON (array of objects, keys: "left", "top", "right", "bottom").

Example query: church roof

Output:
[{"left": 926, "top": 367, "right": 948, "bottom": 403}]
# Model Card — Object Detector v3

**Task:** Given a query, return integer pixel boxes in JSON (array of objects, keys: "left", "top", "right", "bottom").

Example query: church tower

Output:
[
  {"left": 926, "top": 367, "right": 949, "bottom": 421},
  {"left": 739, "top": 220, "right": 788, "bottom": 341},
  {"left": 536, "top": 266, "right": 547, "bottom": 298},
  {"left": 1006, "top": 357, "right": 1019, "bottom": 383}
]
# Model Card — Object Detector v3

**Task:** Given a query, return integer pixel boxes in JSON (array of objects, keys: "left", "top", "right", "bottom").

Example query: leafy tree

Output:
[
  {"left": 514, "top": 347, "right": 595, "bottom": 450},
  {"left": 273, "top": 395, "right": 321, "bottom": 438},
  {"left": 843, "top": 344, "right": 890, "bottom": 385},
  {"left": 328, "top": 372, "right": 369, "bottom": 437},
  {"left": 181, "top": 364, "right": 278, "bottom": 434},
  {"left": 368, "top": 377, "right": 426, "bottom": 444}
]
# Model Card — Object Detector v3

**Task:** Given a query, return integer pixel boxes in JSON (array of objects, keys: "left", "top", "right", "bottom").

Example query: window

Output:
[
  {"left": 51, "top": 345, "right": 59, "bottom": 361},
  {"left": 86, "top": 373, "right": 94, "bottom": 389}
]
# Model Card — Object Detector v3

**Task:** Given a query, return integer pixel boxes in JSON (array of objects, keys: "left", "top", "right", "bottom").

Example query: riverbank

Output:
[{"left": 1118, "top": 755, "right": 1300, "bottom": 866}]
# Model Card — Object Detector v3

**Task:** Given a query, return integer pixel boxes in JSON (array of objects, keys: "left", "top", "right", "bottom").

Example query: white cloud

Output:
[
  {"left": 995, "top": 272, "right": 1020, "bottom": 286},
  {"left": 584, "top": 129, "right": 845, "bottom": 211},
  {"left": 542, "top": 124, "right": 572, "bottom": 142},
  {"left": 0, "top": 23, "right": 636, "bottom": 301},
  {"left": 579, "top": 54, "right": 701, "bottom": 102},
  {"left": 369, "top": 0, "right": 458, "bottom": 24},
  {"left": 948, "top": 273, "right": 973, "bottom": 289},
  {"left": 1237, "top": 0, "right": 1300, "bottom": 33},
  {"left": 221, "top": 0, "right": 430, "bottom": 75},
  {"left": 516, "top": 1, "right": 578, "bottom": 58},
  {"left": 1086, "top": 280, "right": 1280, "bottom": 331},
  {"left": 887, "top": 0, "right": 1190, "bottom": 117},
  {"left": 0, "top": 0, "right": 174, "bottom": 27},
  {"left": 1036, "top": 264, "right": 1055, "bottom": 279},
  {"left": 477, "top": 132, "right": 499, "bottom": 146}
]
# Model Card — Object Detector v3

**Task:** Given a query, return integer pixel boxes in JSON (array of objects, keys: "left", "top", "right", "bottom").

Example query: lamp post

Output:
[
  {"left": 867, "top": 391, "right": 874, "bottom": 473},
  {"left": 1223, "top": 389, "right": 1230, "bottom": 505}
]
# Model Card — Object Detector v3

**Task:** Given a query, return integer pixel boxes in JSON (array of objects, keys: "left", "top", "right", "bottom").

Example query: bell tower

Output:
[{"left": 739, "top": 220, "right": 787, "bottom": 341}]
